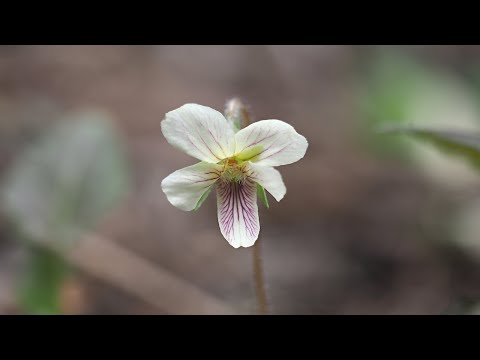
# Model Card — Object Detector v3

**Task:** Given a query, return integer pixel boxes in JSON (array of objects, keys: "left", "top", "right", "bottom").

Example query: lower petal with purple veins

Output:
[{"left": 216, "top": 179, "right": 260, "bottom": 248}]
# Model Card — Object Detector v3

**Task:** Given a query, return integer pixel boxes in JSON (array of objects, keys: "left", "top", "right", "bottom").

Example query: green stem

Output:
[{"left": 18, "top": 243, "right": 68, "bottom": 314}]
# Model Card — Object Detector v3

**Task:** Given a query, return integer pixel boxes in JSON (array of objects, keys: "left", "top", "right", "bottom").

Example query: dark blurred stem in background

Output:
[
  {"left": 225, "top": 98, "right": 270, "bottom": 315},
  {"left": 253, "top": 237, "right": 269, "bottom": 314}
]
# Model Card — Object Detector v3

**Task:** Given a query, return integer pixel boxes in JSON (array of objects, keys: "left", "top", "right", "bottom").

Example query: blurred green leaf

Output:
[
  {"left": 359, "top": 51, "right": 429, "bottom": 158},
  {"left": 1, "top": 110, "right": 131, "bottom": 314},
  {"left": 380, "top": 125, "right": 480, "bottom": 170},
  {"left": 359, "top": 49, "right": 480, "bottom": 165},
  {"left": 2, "top": 110, "right": 131, "bottom": 248},
  {"left": 18, "top": 244, "right": 68, "bottom": 315},
  {"left": 257, "top": 184, "right": 269, "bottom": 209},
  {"left": 462, "top": 66, "right": 480, "bottom": 114}
]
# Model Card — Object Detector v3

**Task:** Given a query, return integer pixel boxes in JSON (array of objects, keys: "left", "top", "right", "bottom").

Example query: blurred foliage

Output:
[
  {"left": 1, "top": 110, "right": 131, "bottom": 314},
  {"left": 375, "top": 64, "right": 480, "bottom": 314},
  {"left": 380, "top": 126, "right": 480, "bottom": 170},
  {"left": 359, "top": 51, "right": 424, "bottom": 158},
  {"left": 18, "top": 245, "right": 68, "bottom": 314},
  {"left": 361, "top": 49, "right": 480, "bottom": 191},
  {"left": 360, "top": 50, "right": 480, "bottom": 160},
  {"left": 2, "top": 110, "right": 130, "bottom": 247}
]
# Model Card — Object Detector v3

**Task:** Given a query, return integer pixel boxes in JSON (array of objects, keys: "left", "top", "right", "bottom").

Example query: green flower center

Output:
[{"left": 219, "top": 157, "right": 249, "bottom": 183}]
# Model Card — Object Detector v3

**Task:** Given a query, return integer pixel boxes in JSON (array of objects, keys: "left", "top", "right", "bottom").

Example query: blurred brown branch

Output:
[
  {"left": 63, "top": 233, "right": 239, "bottom": 315},
  {"left": 0, "top": 233, "right": 239, "bottom": 315},
  {"left": 0, "top": 272, "right": 14, "bottom": 313}
]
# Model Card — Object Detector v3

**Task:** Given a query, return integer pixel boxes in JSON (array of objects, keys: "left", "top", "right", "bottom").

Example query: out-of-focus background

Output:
[{"left": 3, "top": 45, "right": 480, "bottom": 314}]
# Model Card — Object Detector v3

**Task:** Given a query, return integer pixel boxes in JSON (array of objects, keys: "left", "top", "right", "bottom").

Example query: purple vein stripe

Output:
[{"left": 217, "top": 180, "right": 259, "bottom": 245}]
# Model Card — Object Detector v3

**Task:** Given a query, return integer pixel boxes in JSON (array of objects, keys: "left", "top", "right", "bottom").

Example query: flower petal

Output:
[
  {"left": 161, "top": 162, "right": 222, "bottom": 211},
  {"left": 248, "top": 163, "right": 286, "bottom": 202},
  {"left": 161, "top": 104, "right": 236, "bottom": 163},
  {"left": 216, "top": 179, "right": 260, "bottom": 248},
  {"left": 235, "top": 120, "right": 308, "bottom": 167}
]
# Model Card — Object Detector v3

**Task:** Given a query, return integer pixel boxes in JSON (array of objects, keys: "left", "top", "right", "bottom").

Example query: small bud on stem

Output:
[{"left": 225, "top": 98, "right": 252, "bottom": 130}]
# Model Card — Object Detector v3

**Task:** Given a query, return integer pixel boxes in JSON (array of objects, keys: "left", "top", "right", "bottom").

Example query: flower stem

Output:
[
  {"left": 252, "top": 235, "right": 269, "bottom": 315},
  {"left": 225, "top": 98, "right": 269, "bottom": 315}
]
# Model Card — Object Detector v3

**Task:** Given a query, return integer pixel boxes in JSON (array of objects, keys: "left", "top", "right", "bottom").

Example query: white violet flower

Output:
[{"left": 161, "top": 103, "right": 308, "bottom": 248}]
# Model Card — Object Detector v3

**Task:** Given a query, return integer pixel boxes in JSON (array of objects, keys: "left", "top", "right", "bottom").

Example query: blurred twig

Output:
[
  {"left": 253, "top": 236, "right": 269, "bottom": 314},
  {"left": 59, "top": 233, "right": 238, "bottom": 315},
  {"left": 1, "top": 231, "right": 239, "bottom": 314}
]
